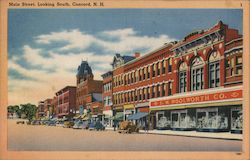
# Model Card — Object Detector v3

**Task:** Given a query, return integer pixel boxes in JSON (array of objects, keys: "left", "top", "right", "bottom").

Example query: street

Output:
[{"left": 8, "top": 120, "right": 242, "bottom": 151}]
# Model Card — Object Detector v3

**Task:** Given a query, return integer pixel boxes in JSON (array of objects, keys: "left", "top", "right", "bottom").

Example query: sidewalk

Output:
[
  {"left": 106, "top": 127, "right": 242, "bottom": 140},
  {"left": 139, "top": 130, "right": 242, "bottom": 140}
]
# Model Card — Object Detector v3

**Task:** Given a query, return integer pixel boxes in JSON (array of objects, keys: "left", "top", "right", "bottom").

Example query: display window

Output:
[
  {"left": 231, "top": 106, "right": 242, "bottom": 131},
  {"left": 196, "top": 107, "right": 229, "bottom": 130},
  {"left": 156, "top": 111, "right": 171, "bottom": 129},
  {"left": 171, "top": 109, "right": 196, "bottom": 129}
]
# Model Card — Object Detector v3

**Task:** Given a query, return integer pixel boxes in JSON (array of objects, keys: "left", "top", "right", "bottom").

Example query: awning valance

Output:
[{"left": 127, "top": 112, "right": 148, "bottom": 120}]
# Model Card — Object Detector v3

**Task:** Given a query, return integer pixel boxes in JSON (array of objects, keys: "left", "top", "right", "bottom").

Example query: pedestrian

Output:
[
  {"left": 144, "top": 120, "right": 149, "bottom": 133},
  {"left": 113, "top": 120, "right": 117, "bottom": 131}
]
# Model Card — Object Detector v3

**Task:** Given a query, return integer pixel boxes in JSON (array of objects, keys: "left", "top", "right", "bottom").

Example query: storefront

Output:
[
  {"left": 150, "top": 86, "right": 242, "bottom": 132},
  {"left": 102, "top": 110, "right": 113, "bottom": 127},
  {"left": 231, "top": 106, "right": 243, "bottom": 133},
  {"left": 123, "top": 104, "right": 135, "bottom": 121}
]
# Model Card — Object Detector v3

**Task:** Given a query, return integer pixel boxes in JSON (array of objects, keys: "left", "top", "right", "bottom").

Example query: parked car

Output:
[
  {"left": 63, "top": 121, "right": 74, "bottom": 128},
  {"left": 56, "top": 121, "right": 64, "bottom": 127},
  {"left": 118, "top": 121, "right": 139, "bottom": 134},
  {"left": 95, "top": 121, "right": 105, "bottom": 131},
  {"left": 73, "top": 120, "right": 83, "bottom": 129},
  {"left": 16, "top": 121, "right": 25, "bottom": 124},
  {"left": 82, "top": 121, "right": 89, "bottom": 129},
  {"left": 88, "top": 121, "right": 105, "bottom": 131},
  {"left": 31, "top": 120, "right": 41, "bottom": 125},
  {"left": 47, "top": 120, "right": 56, "bottom": 126},
  {"left": 88, "top": 122, "right": 96, "bottom": 130}
]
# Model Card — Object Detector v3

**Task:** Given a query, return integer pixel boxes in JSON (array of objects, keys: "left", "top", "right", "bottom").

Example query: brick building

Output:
[
  {"left": 55, "top": 86, "right": 76, "bottom": 118},
  {"left": 111, "top": 21, "right": 243, "bottom": 133},
  {"left": 76, "top": 61, "right": 103, "bottom": 119},
  {"left": 37, "top": 101, "right": 45, "bottom": 119},
  {"left": 101, "top": 71, "right": 113, "bottom": 126}
]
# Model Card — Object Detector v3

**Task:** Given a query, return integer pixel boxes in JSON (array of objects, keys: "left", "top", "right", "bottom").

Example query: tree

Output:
[
  {"left": 20, "top": 103, "right": 37, "bottom": 121},
  {"left": 7, "top": 105, "right": 21, "bottom": 117}
]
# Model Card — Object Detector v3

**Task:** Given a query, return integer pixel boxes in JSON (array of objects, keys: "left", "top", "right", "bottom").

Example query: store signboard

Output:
[{"left": 150, "top": 89, "right": 242, "bottom": 107}]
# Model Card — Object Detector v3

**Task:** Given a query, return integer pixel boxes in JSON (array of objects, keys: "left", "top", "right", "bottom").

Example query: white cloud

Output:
[{"left": 9, "top": 27, "right": 176, "bottom": 105}]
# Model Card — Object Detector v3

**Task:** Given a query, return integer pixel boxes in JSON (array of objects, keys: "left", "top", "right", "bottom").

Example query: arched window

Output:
[
  {"left": 191, "top": 56, "right": 204, "bottom": 91},
  {"left": 179, "top": 62, "right": 187, "bottom": 93},
  {"left": 209, "top": 51, "right": 220, "bottom": 88}
]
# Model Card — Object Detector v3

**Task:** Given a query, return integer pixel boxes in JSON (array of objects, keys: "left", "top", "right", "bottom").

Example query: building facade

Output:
[
  {"left": 111, "top": 21, "right": 243, "bottom": 133},
  {"left": 76, "top": 61, "right": 103, "bottom": 118},
  {"left": 101, "top": 71, "right": 113, "bottom": 127},
  {"left": 37, "top": 101, "right": 45, "bottom": 119},
  {"left": 55, "top": 86, "right": 76, "bottom": 118}
]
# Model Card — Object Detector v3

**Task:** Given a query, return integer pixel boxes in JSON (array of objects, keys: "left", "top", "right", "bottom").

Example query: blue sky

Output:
[{"left": 8, "top": 9, "right": 242, "bottom": 105}]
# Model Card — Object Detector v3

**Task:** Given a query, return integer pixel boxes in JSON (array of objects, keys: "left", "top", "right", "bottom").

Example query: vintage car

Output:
[
  {"left": 88, "top": 121, "right": 105, "bottom": 131},
  {"left": 82, "top": 121, "right": 89, "bottom": 129},
  {"left": 56, "top": 121, "right": 64, "bottom": 127},
  {"left": 47, "top": 120, "right": 57, "bottom": 126},
  {"left": 16, "top": 121, "right": 25, "bottom": 124},
  {"left": 73, "top": 120, "right": 83, "bottom": 129},
  {"left": 118, "top": 121, "right": 139, "bottom": 134},
  {"left": 63, "top": 121, "right": 74, "bottom": 128}
]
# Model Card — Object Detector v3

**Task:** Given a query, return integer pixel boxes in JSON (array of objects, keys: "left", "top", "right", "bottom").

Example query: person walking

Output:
[
  {"left": 144, "top": 120, "right": 149, "bottom": 133},
  {"left": 113, "top": 120, "right": 117, "bottom": 131}
]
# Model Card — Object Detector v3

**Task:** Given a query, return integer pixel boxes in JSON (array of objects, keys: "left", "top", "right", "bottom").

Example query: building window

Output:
[
  {"left": 152, "top": 64, "right": 156, "bottom": 77},
  {"left": 139, "top": 69, "right": 142, "bottom": 81},
  {"left": 162, "top": 60, "right": 166, "bottom": 74},
  {"left": 162, "top": 83, "right": 166, "bottom": 96},
  {"left": 191, "top": 57, "right": 204, "bottom": 91},
  {"left": 143, "top": 88, "right": 146, "bottom": 100},
  {"left": 168, "top": 58, "right": 172, "bottom": 73},
  {"left": 209, "top": 51, "right": 220, "bottom": 88},
  {"left": 168, "top": 82, "right": 172, "bottom": 96},
  {"left": 157, "top": 62, "right": 160, "bottom": 76},
  {"left": 135, "top": 90, "right": 137, "bottom": 101},
  {"left": 147, "top": 66, "right": 150, "bottom": 79},
  {"left": 152, "top": 86, "right": 155, "bottom": 98},
  {"left": 131, "top": 72, "right": 134, "bottom": 83},
  {"left": 157, "top": 84, "right": 160, "bottom": 97},
  {"left": 179, "top": 62, "right": 187, "bottom": 93},
  {"left": 236, "top": 55, "right": 243, "bottom": 75},
  {"left": 147, "top": 87, "right": 150, "bottom": 99}
]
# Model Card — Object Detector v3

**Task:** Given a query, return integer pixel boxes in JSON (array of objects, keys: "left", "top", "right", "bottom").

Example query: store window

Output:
[
  {"left": 162, "top": 60, "right": 166, "bottom": 74},
  {"left": 156, "top": 111, "right": 171, "bottom": 129},
  {"left": 191, "top": 56, "right": 204, "bottom": 91},
  {"left": 179, "top": 62, "right": 187, "bottom": 93},
  {"left": 231, "top": 107, "right": 243, "bottom": 132},
  {"left": 209, "top": 51, "right": 220, "bottom": 88},
  {"left": 171, "top": 109, "right": 196, "bottom": 129},
  {"left": 196, "top": 107, "right": 229, "bottom": 130}
]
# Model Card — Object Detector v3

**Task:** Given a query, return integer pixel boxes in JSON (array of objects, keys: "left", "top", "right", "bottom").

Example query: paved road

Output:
[{"left": 8, "top": 120, "right": 242, "bottom": 151}]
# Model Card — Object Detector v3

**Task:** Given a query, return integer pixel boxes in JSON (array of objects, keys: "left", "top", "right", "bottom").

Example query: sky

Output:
[{"left": 8, "top": 9, "right": 242, "bottom": 105}]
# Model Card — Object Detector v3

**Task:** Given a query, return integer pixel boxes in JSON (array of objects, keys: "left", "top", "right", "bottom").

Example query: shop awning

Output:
[
  {"left": 73, "top": 114, "right": 81, "bottom": 119},
  {"left": 81, "top": 113, "right": 89, "bottom": 121},
  {"left": 111, "top": 112, "right": 124, "bottom": 121},
  {"left": 127, "top": 112, "right": 148, "bottom": 120}
]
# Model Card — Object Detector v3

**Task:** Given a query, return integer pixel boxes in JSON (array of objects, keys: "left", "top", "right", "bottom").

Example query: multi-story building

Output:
[
  {"left": 37, "top": 101, "right": 45, "bottom": 119},
  {"left": 51, "top": 96, "right": 57, "bottom": 118},
  {"left": 76, "top": 61, "right": 103, "bottom": 119},
  {"left": 43, "top": 98, "right": 52, "bottom": 118},
  {"left": 111, "top": 21, "right": 243, "bottom": 133},
  {"left": 101, "top": 71, "right": 113, "bottom": 126},
  {"left": 55, "top": 86, "right": 76, "bottom": 118}
]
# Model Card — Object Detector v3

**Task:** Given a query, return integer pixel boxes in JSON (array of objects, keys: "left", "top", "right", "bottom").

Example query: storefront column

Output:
[{"left": 220, "top": 56, "right": 225, "bottom": 86}]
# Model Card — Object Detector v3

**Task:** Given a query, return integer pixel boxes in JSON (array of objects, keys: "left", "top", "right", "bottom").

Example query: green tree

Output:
[
  {"left": 7, "top": 105, "right": 21, "bottom": 117},
  {"left": 20, "top": 103, "right": 37, "bottom": 121}
]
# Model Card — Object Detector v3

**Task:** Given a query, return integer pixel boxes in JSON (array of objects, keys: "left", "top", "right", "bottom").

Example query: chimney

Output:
[{"left": 134, "top": 52, "right": 140, "bottom": 58}]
